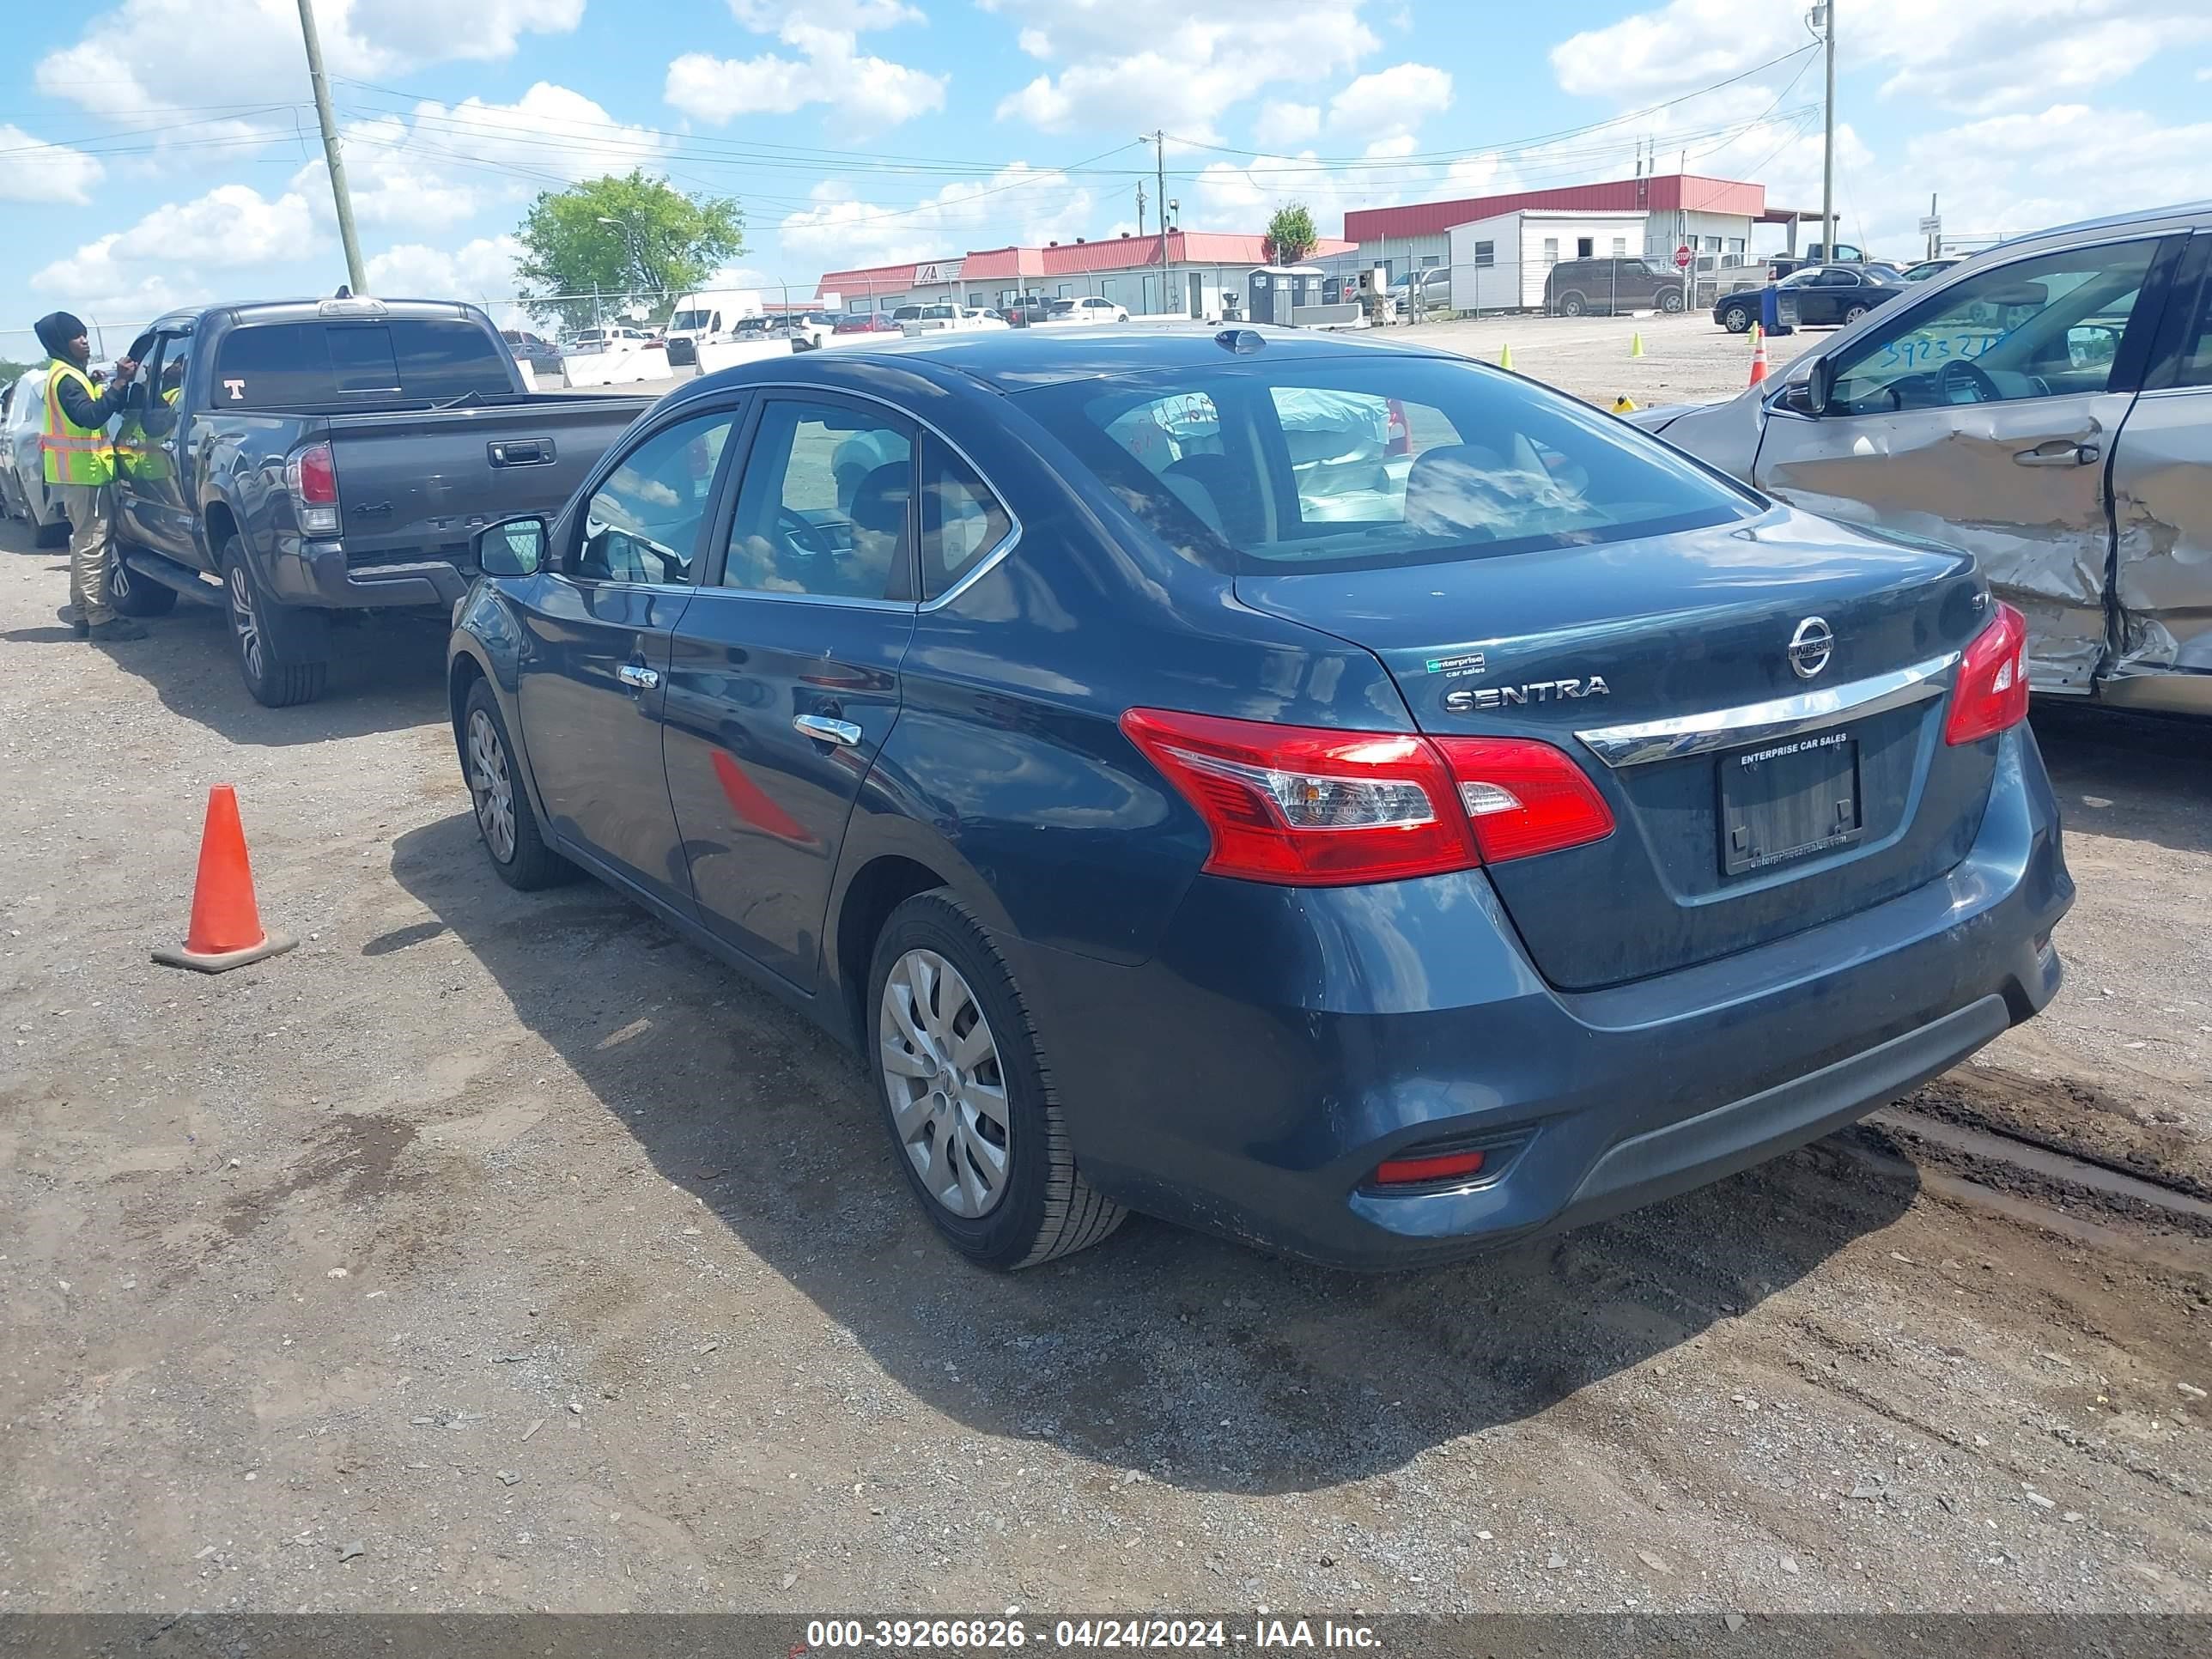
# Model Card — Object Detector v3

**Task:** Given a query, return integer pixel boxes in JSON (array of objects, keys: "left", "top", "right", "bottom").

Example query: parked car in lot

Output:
[
  {"left": 1390, "top": 268, "right": 1453, "bottom": 319},
  {"left": 1002, "top": 295, "right": 1059, "bottom": 326},
  {"left": 1638, "top": 201, "right": 2212, "bottom": 715},
  {"left": 834, "top": 312, "right": 903, "bottom": 337},
  {"left": 1714, "top": 264, "right": 1909, "bottom": 333},
  {"left": 501, "top": 329, "right": 566, "bottom": 382},
  {"left": 1765, "top": 243, "right": 1870, "bottom": 282},
  {"left": 563, "top": 325, "right": 653, "bottom": 356},
  {"left": 1544, "top": 257, "right": 1686, "bottom": 317},
  {"left": 1042, "top": 295, "right": 1128, "bottom": 325},
  {"left": 449, "top": 325, "right": 2070, "bottom": 1271},
  {"left": 102, "top": 296, "right": 652, "bottom": 705},
  {"left": 778, "top": 311, "right": 837, "bottom": 349},
  {"left": 904, "top": 303, "right": 1012, "bottom": 336},
  {"left": 3, "top": 366, "right": 69, "bottom": 544},
  {"left": 1893, "top": 255, "right": 1967, "bottom": 283}
]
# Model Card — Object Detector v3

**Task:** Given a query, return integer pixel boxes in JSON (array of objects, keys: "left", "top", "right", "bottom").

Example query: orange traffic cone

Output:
[
  {"left": 153, "top": 785, "right": 295, "bottom": 974},
  {"left": 1747, "top": 325, "right": 1770, "bottom": 387}
]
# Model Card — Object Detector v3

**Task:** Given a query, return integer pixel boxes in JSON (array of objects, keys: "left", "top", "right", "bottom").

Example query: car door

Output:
[
  {"left": 1755, "top": 232, "right": 2181, "bottom": 690},
  {"left": 2104, "top": 232, "right": 2212, "bottom": 701},
  {"left": 510, "top": 401, "right": 742, "bottom": 914},
  {"left": 659, "top": 392, "right": 920, "bottom": 991}
]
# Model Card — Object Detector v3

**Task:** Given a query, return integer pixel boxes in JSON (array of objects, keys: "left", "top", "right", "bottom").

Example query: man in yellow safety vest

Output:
[{"left": 33, "top": 311, "right": 143, "bottom": 641}]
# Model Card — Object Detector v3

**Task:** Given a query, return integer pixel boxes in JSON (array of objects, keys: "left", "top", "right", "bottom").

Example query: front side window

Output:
[
  {"left": 1829, "top": 237, "right": 2160, "bottom": 416},
  {"left": 721, "top": 400, "right": 915, "bottom": 601},
  {"left": 574, "top": 410, "right": 735, "bottom": 585},
  {"left": 1019, "top": 357, "right": 1752, "bottom": 575}
]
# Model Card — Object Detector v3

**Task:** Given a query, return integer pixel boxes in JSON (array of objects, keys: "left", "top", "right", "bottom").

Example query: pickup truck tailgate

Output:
[{"left": 322, "top": 396, "right": 653, "bottom": 567}]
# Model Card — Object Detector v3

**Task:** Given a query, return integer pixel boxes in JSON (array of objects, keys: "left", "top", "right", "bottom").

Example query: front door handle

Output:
[
  {"left": 793, "top": 713, "right": 862, "bottom": 746},
  {"left": 617, "top": 662, "right": 660, "bottom": 690},
  {"left": 2013, "top": 440, "right": 2100, "bottom": 467}
]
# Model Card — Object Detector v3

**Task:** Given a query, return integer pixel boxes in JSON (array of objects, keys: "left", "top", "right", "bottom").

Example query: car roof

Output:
[
  {"left": 681, "top": 323, "right": 1452, "bottom": 395},
  {"left": 1995, "top": 198, "right": 2212, "bottom": 249}
]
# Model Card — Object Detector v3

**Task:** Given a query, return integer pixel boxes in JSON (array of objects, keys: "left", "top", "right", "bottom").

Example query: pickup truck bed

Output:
[{"left": 104, "top": 296, "right": 655, "bottom": 706}]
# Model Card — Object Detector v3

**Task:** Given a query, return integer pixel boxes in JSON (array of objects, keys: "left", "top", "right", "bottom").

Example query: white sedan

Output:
[{"left": 1038, "top": 296, "right": 1129, "bottom": 325}]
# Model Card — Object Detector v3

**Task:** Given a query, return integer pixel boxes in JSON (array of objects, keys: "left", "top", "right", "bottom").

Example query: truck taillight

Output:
[
  {"left": 1119, "top": 709, "right": 1613, "bottom": 885},
  {"left": 286, "top": 441, "right": 339, "bottom": 536},
  {"left": 1944, "top": 601, "right": 2031, "bottom": 744}
]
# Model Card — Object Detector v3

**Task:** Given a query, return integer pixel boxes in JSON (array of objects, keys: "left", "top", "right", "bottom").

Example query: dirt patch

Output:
[{"left": 1902, "top": 1066, "right": 2212, "bottom": 1205}]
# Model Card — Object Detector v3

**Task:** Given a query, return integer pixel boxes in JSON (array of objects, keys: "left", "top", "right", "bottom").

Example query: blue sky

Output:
[{"left": 5, "top": 0, "right": 2210, "bottom": 354}]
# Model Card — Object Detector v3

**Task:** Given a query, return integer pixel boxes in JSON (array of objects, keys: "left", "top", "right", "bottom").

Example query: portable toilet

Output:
[{"left": 1244, "top": 265, "right": 1326, "bottom": 325}]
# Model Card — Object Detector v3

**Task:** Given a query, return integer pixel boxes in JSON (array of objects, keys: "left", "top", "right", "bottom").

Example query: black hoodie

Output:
[{"left": 33, "top": 311, "right": 129, "bottom": 434}]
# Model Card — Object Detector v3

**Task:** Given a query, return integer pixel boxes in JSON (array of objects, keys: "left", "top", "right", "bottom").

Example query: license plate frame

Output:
[{"left": 1718, "top": 730, "right": 1863, "bottom": 876}]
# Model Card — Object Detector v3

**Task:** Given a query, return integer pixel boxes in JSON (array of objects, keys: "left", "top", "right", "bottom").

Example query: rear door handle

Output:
[
  {"left": 617, "top": 663, "right": 659, "bottom": 690},
  {"left": 793, "top": 714, "right": 861, "bottom": 746},
  {"left": 2013, "top": 441, "right": 2100, "bottom": 466}
]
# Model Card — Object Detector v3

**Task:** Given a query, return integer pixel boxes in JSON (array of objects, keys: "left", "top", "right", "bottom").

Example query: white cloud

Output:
[
  {"left": 366, "top": 234, "right": 525, "bottom": 303},
  {"left": 667, "top": 16, "right": 944, "bottom": 127},
  {"left": 1253, "top": 101, "right": 1320, "bottom": 149},
  {"left": 1328, "top": 63, "right": 1451, "bottom": 139},
  {"left": 984, "top": 0, "right": 1379, "bottom": 140},
  {"left": 729, "top": 0, "right": 920, "bottom": 25},
  {"left": 32, "top": 183, "right": 316, "bottom": 324},
  {"left": 779, "top": 166, "right": 1099, "bottom": 269},
  {"left": 1876, "top": 103, "right": 2210, "bottom": 246},
  {"left": 1550, "top": 0, "right": 2203, "bottom": 115},
  {"left": 0, "top": 125, "right": 105, "bottom": 204},
  {"left": 36, "top": 0, "right": 585, "bottom": 131}
]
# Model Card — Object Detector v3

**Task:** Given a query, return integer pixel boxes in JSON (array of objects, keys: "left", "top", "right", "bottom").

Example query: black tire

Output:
[
  {"left": 1658, "top": 289, "right": 1686, "bottom": 313},
  {"left": 1722, "top": 305, "right": 1753, "bottom": 334},
  {"left": 459, "top": 678, "right": 571, "bottom": 890},
  {"left": 866, "top": 890, "right": 1126, "bottom": 1269},
  {"left": 1557, "top": 292, "right": 1587, "bottom": 318},
  {"left": 220, "top": 535, "right": 327, "bottom": 707},
  {"left": 107, "top": 549, "right": 178, "bottom": 617},
  {"left": 1843, "top": 303, "right": 1870, "bottom": 323}
]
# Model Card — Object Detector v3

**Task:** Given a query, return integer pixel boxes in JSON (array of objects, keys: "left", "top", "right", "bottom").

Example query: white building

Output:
[{"left": 1449, "top": 210, "right": 1651, "bottom": 312}]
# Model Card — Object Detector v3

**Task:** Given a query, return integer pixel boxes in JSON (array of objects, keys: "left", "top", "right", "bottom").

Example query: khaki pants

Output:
[{"left": 59, "top": 483, "right": 114, "bottom": 628}]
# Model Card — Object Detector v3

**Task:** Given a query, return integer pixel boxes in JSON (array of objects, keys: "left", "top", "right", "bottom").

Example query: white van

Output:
[{"left": 665, "top": 289, "right": 763, "bottom": 366}]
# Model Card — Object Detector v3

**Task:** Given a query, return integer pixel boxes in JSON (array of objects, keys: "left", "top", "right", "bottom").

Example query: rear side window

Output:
[
  {"left": 1016, "top": 356, "right": 1753, "bottom": 574},
  {"left": 211, "top": 319, "right": 512, "bottom": 406},
  {"left": 919, "top": 438, "right": 1012, "bottom": 599}
]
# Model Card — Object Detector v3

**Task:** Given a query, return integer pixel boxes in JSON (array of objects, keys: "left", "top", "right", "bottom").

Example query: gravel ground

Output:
[
  {"left": 1, "top": 383, "right": 2208, "bottom": 1620},
  {"left": 595, "top": 311, "right": 1820, "bottom": 414}
]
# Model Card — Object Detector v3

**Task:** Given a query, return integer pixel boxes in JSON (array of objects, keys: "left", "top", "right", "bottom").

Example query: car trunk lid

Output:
[{"left": 1236, "top": 508, "right": 1998, "bottom": 989}]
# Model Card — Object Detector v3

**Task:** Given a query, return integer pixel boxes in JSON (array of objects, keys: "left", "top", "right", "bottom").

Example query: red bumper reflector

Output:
[{"left": 1374, "top": 1149, "right": 1487, "bottom": 1186}]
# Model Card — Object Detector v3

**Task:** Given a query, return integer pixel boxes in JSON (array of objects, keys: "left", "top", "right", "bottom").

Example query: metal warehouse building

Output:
[
  {"left": 1344, "top": 173, "right": 1816, "bottom": 308},
  {"left": 817, "top": 230, "right": 1357, "bottom": 323}
]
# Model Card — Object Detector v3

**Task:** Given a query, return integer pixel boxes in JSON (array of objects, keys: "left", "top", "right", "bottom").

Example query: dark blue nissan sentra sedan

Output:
[{"left": 447, "top": 325, "right": 2071, "bottom": 1271}]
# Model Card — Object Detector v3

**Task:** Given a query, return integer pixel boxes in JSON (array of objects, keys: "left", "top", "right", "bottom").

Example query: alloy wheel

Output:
[
  {"left": 879, "top": 948, "right": 1011, "bottom": 1218},
  {"left": 228, "top": 564, "right": 262, "bottom": 681},
  {"left": 467, "top": 708, "right": 518, "bottom": 863}
]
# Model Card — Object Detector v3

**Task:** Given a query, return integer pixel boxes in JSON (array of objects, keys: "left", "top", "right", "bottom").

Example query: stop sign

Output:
[{"left": 1673, "top": 244, "right": 1694, "bottom": 269}]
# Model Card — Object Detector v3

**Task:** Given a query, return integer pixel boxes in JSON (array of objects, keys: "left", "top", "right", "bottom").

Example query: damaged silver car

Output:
[{"left": 1633, "top": 203, "right": 2212, "bottom": 716}]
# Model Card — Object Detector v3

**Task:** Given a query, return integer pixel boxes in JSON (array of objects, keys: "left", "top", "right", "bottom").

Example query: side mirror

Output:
[
  {"left": 1803, "top": 356, "right": 1836, "bottom": 416},
  {"left": 477, "top": 515, "right": 545, "bottom": 578}
]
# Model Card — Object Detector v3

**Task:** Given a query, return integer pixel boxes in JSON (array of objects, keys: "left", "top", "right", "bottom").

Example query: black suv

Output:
[{"left": 1544, "top": 258, "right": 1685, "bottom": 317}]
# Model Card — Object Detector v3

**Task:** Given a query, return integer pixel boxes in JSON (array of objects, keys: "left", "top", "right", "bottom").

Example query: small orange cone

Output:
[
  {"left": 153, "top": 785, "right": 295, "bottom": 974},
  {"left": 1747, "top": 325, "right": 1770, "bottom": 387}
]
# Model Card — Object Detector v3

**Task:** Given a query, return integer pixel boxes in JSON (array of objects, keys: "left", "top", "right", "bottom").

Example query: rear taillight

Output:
[
  {"left": 1944, "top": 600, "right": 2030, "bottom": 745},
  {"left": 1119, "top": 709, "right": 1614, "bottom": 886},
  {"left": 285, "top": 441, "right": 338, "bottom": 536},
  {"left": 1385, "top": 398, "right": 1411, "bottom": 457},
  {"left": 1432, "top": 735, "right": 1618, "bottom": 864}
]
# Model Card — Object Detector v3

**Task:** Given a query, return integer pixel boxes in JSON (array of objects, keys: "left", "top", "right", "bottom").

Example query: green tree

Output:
[
  {"left": 1262, "top": 204, "right": 1319, "bottom": 266},
  {"left": 515, "top": 172, "right": 745, "bottom": 331}
]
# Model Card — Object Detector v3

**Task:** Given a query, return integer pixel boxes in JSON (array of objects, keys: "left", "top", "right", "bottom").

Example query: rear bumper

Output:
[
  {"left": 1006, "top": 723, "right": 2071, "bottom": 1270},
  {"left": 263, "top": 538, "right": 470, "bottom": 611}
]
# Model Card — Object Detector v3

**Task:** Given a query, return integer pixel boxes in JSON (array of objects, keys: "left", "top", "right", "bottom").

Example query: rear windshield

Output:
[
  {"left": 213, "top": 319, "right": 513, "bottom": 406},
  {"left": 1015, "top": 354, "right": 1754, "bottom": 574}
]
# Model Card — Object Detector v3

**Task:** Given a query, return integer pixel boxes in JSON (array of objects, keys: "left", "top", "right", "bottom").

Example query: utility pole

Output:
[
  {"left": 1135, "top": 180, "right": 1147, "bottom": 240},
  {"left": 295, "top": 0, "right": 366, "bottom": 295},
  {"left": 1818, "top": 0, "right": 1838, "bottom": 259},
  {"left": 1927, "top": 191, "right": 1939, "bottom": 259},
  {"left": 1154, "top": 130, "right": 1170, "bottom": 315}
]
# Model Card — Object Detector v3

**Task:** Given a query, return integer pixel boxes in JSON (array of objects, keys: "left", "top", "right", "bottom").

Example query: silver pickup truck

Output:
[{"left": 1634, "top": 201, "right": 2212, "bottom": 718}]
